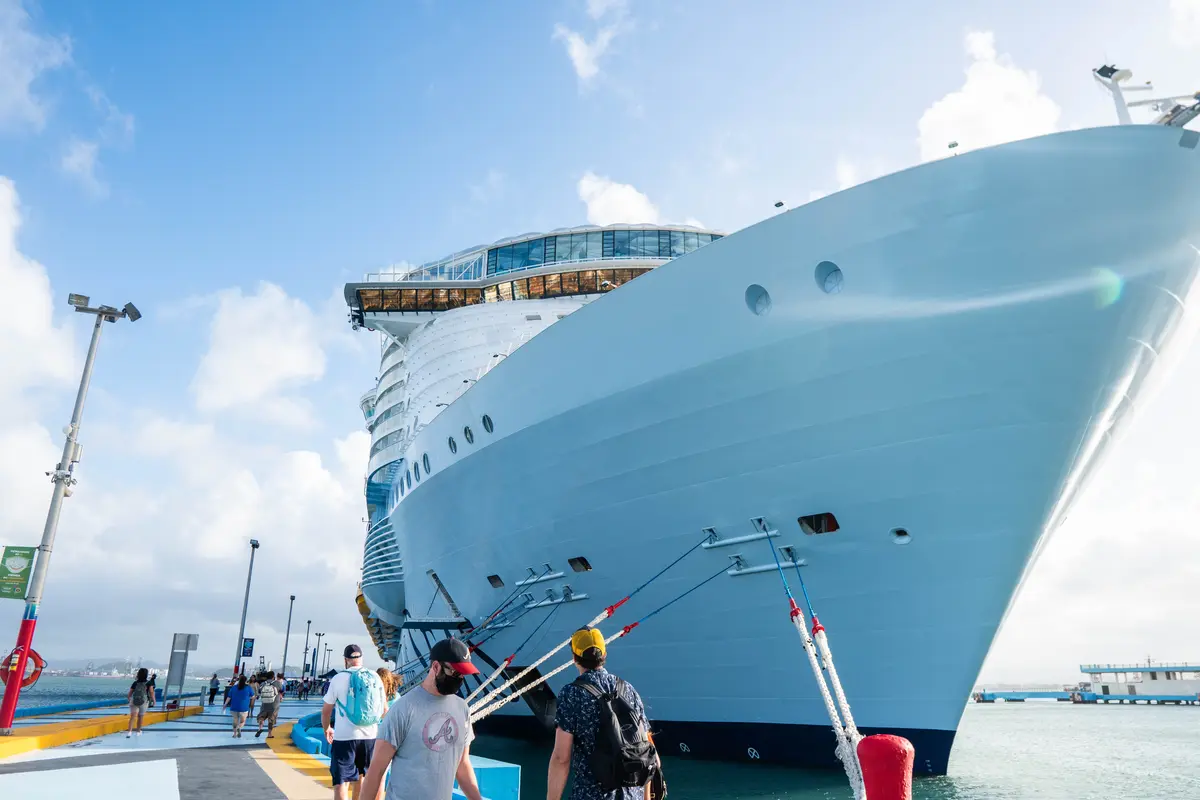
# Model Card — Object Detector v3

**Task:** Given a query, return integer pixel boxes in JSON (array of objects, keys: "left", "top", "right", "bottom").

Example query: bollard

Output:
[{"left": 857, "top": 734, "right": 914, "bottom": 800}]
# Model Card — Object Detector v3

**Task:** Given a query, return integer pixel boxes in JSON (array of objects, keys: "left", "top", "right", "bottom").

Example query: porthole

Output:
[
  {"left": 815, "top": 261, "right": 843, "bottom": 294},
  {"left": 448, "top": 437, "right": 457, "bottom": 454},
  {"left": 891, "top": 527, "right": 911, "bottom": 545},
  {"left": 413, "top": 463, "right": 420, "bottom": 482},
  {"left": 482, "top": 415, "right": 494, "bottom": 433},
  {"left": 745, "top": 284, "right": 771, "bottom": 316},
  {"left": 463, "top": 426, "right": 474, "bottom": 445},
  {"left": 406, "top": 471, "right": 412, "bottom": 489},
  {"left": 423, "top": 453, "right": 431, "bottom": 473}
]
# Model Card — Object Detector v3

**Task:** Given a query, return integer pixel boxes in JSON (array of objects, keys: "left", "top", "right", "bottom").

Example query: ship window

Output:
[
  {"left": 406, "top": 471, "right": 412, "bottom": 489},
  {"left": 413, "top": 463, "right": 420, "bottom": 482},
  {"left": 484, "top": 285, "right": 498, "bottom": 303},
  {"left": 561, "top": 272, "right": 579, "bottom": 294},
  {"left": 685, "top": 232, "right": 699, "bottom": 252},
  {"left": 487, "top": 574, "right": 505, "bottom": 589},
  {"left": 448, "top": 437, "right": 457, "bottom": 454},
  {"left": 544, "top": 273, "right": 561, "bottom": 297},
  {"left": 578, "top": 270, "right": 597, "bottom": 293},
  {"left": 670, "top": 231, "right": 684, "bottom": 257},
  {"left": 423, "top": 453, "right": 431, "bottom": 473},
  {"left": 613, "top": 229, "right": 629, "bottom": 257},
  {"left": 528, "top": 275, "right": 544, "bottom": 299},
  {"left": 525, "top": 314, "right": 541, "bottom": 321},
  {"left": 798, "top": 513, "right": 840, "bottom": 535},
  {"left": 497, "top": 246, "right": 514, "bottom": 273},
  {"left": 1150, "top": 672, "right": 1158, "bottom": 680},
  {"left": 359, "top": 289, "right": 383, "bottom": 311},
  {"left": 512, "top": 279, "right": 528, "bottom": 300},
  {"left": 463, "top": 426, "right": 474, "bottom": 444},
  {"left": 568, "top": 556, "right": 592, "bottom": 573},
  {"left": 465, "top": 288, "right": 482, "bottom": 305},
  {"left": 482, "top": 414, "right": 494, "bottom": 433},
  {"left": 497, "top": 281, "right": 513, "bottom": 301}
]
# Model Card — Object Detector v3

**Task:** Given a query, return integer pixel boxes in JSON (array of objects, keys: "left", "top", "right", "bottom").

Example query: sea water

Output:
[
  {"left": 15, "top": 675, "right": 207, "bottom": 708},
  {"left": 473, "top": 702, "right": 1200, "bottom": 799}
]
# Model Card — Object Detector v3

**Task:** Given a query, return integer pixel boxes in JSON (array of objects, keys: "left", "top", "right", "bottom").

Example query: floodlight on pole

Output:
[{"left": 0, "top": 294, "right": 141, "bottom": 735}]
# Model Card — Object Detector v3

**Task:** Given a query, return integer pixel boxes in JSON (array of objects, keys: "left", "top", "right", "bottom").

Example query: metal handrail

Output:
[
  {"left": 363, "top": 254, "right": 670, "bottom": 283},
  {"left": 1080, "top": 662, "right": 1200, "bottom": 671}
]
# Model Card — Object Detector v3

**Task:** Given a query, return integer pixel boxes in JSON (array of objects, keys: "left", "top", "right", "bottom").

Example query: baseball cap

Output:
[
  {"left": 571, "top": 627, "right": 606, "bottom": 658},
  {"left": 343, "top": 644, "right": 363, "bottom": 659},
  {"left": 429, "top": 638, "right": 480, "bottom": 675}
]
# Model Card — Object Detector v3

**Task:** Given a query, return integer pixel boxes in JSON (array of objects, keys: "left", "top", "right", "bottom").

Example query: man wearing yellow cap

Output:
[{"left": 547, "top": 627, "right": 660, "bottom": 800}]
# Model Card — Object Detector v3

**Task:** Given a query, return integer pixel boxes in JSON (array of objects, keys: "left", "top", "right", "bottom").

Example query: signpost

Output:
[
  {"left": 0, "top": 547, "right": 36, "bottom": 600},
  {"left": 242, "top": 638, "right": 254, "bottom": 658},
  {"left": 165, "top": 633, "right": 199, "bottom": 709}
]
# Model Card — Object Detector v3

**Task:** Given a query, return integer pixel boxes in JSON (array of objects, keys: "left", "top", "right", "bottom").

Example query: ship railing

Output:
[
  {"left": 362, "top": 254, "right": 668, "bottom": 283},
  {"left": 1080, "top": 662, "right": 1200, "bottom": 671}
]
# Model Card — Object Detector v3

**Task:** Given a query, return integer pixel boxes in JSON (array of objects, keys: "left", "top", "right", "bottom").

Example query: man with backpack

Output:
[
  {"left": 255, "top": 670, "right": 282, "bottom": 738},
  {"left": 322, "top": 644, "right": 388, "bottom": 800},
  {"left": 359, "top": 637, "right": 485, "bottom": 800},
  {"left": 547, "top": 627, "right": 662, "bottom": 800}
]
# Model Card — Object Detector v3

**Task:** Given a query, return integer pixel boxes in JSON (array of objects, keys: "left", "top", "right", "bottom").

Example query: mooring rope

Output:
[{"left": 764, "top": 534, "right": 865, "bottom": 800}]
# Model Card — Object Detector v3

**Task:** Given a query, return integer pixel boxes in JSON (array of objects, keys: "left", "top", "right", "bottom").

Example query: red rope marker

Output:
[{"left": 857, "top": 734, "right": 914, "bottom": 800}]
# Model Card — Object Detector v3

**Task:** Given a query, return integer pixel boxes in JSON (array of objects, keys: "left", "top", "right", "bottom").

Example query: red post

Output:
[
  {"left": 0, "top": 612, "right": 37, "bottom": 727},
  {"left": 857, "top": 734, "right": 914, "bottom": 800}
]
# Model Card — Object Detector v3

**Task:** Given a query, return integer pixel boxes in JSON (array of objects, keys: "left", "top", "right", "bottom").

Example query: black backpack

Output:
[{"left": 573, "top": 676, "right": 659, "bottom": 791}]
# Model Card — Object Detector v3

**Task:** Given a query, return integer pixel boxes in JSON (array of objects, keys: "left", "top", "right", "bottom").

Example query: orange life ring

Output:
[{"left": 0, "top": 648, "right": 46, "bottom": 689}]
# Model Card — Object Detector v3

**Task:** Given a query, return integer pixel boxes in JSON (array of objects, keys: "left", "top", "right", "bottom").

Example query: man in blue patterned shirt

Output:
[{"left": 547, "top": 627, "right": 655, "bottom": 800}]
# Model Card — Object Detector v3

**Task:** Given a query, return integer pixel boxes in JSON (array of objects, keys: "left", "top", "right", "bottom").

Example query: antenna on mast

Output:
[{"left": 1093, "top": 64, "right": 1200, "bottom": 127}]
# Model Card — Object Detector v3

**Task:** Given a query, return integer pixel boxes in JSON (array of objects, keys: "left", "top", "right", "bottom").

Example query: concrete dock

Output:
[
  {"left": 0, "top": 698, "right": 335, "bottom": 799},
  {"left": 0, "top": 696, "right": 521, "bottom": 799}
]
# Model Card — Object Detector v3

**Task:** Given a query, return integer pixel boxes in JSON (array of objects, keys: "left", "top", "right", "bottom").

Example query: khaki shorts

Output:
[
  {"left": 257, "top": 703, "right": 278, "bottom": 724},
  {"left": 231, "top": 711, "right": 248, "bottom": 726}
]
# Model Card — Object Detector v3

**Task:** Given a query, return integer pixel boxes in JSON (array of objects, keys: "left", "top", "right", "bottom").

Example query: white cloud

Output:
[
  {"left": 577, "top": 171, "right": 660, "bottom": 225},
  {"left": 469, "top": 169, "right": 505, "bottom": 205},
  {"left": 586, "top": 0, "right": 626, "bottom": 19},
  {"left": 0, "top": 176, "right": 75, "bottom": 573},
  {"left": 917, "top": 31, "right": 1061, "bottom": 162},
  {"left": 191, "top": 282, "right": 327, "bottom": 427},
  {"left": 553, "top": 24, "right": 618, "bottom": 82},
  {"left": 0, "top": 0, "right": 71, "bottom": 132},
  {"left": 1171, "top": 0, "right": 1200, "bottom": 45},
  {"left": 60, "top": 138, "right": 106, "bottom": 197}
]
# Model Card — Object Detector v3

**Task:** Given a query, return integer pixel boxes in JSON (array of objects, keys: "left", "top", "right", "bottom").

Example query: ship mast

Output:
[{"left": 1093, "top": 64, "right": 1200, "bottom": 128}]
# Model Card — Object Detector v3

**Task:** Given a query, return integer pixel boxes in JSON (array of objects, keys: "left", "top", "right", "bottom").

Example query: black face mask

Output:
[{"left": 435, "top": 667, "right": 465, "bottom": 696}]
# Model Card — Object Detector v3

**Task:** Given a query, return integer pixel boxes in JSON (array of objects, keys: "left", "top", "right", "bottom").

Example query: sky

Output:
[{"left": 0, "top": 0, "right": 1197, "bottom": 681}]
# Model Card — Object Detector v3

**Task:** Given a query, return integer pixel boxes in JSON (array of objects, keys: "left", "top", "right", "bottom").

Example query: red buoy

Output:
[{"left": 857, "top": 734, "right": 914, "bottom": 800}]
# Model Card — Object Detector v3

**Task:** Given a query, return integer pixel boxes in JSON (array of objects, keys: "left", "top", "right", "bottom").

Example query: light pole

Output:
[
  {"left": 281, "top": 595, "right": 295, "bottom": 679},
  {"left": 323, "top": 645, "right": 332, "bottom": 674},
  {"left": 233, "top": 539, "right": 260, "bottom": 675},
  {"left": 0, "top": 296, "right": 140, "bottom": 736},
  {"left": 302, "top": 620, "right": 311, "bottom": 680},
  {"left": 312, "top": 632, "right": 324, "bottom": 677}
]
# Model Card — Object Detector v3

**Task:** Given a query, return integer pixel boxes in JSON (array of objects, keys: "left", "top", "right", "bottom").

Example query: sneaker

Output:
[
  {"left": 136, "top": 731, "right": 142, "bottom": 736},
  {"left": 126, "top": 733, "right": 131, "bottom": 738}
]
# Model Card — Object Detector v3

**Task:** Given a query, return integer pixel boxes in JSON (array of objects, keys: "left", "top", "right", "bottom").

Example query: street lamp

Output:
[
  {"left": 281, "top": 595, "right": 296, "bottom": 679},
  {"left": 323, "top": 645, "right": 332, "bottom": 673},
  {"left": 233, "top": 539, "right": 260, "bottom": 675},
  {"left": 313, "top": 632, "right": 324, "bottom": 676},
  {"left": 0, "top": 295, "right": 140, "bottom": 736},
  {"left": 302, "top": 620, "right": 312, "bottom": 680}
]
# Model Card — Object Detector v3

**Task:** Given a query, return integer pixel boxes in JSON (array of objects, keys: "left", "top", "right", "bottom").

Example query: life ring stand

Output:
[{"left": 0, "top": 647, "right": 46, "bottom": 689}]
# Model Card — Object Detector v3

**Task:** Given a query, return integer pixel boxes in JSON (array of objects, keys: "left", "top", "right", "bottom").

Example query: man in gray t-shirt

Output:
[{"left": 360, "top": 638, "right": 484, "bottom": 800}]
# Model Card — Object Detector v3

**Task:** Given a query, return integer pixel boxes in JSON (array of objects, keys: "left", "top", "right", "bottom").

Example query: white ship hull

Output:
[{"left": 358, "top": 124, "right": 1200, "bottom": 774}]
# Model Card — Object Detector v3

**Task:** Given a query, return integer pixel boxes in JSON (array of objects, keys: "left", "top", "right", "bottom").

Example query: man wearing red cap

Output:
[{"left": 361, "top": 637, "right": 485, "bottom": 800}]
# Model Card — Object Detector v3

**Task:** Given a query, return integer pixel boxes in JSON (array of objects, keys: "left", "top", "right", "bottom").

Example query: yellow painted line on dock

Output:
[
  {"left": 265, "top": 721, "right": 332, "bottom": 790},
  {"left": 0, "top": 706, "right": 203, "bottom": 760}
]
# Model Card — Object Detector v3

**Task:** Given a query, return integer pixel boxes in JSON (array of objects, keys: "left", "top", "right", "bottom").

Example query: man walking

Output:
[
  {"left": 208, "top": 673, "right": 220, "bottom": 706},
  {"left": 255, "top": 670, "right": 282, "bottom": 738},
  {"left": 547, "top": 627, "right": 660, "bottom": 800},
  {"left": 323, "top": 645, "right": 388, "bottom": 800},
  {"left": 360, "top": 638, "right": 484, "bottom": 800}
]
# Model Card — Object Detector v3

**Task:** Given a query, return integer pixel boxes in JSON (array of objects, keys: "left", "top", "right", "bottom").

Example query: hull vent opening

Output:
[
  {"left": 487, "top": 574, "right": 504, "bottom": 588},
  {"left": 798, "top": 513, "right": 840, "bottom": 535},
  {"left": 567, "top": 556, "right": 592, "bottom": 572}
]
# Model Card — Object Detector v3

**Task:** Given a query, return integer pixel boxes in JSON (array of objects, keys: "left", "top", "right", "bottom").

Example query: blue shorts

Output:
[{"left": 330, "top": 738, "right": 375, "bottom": 786}]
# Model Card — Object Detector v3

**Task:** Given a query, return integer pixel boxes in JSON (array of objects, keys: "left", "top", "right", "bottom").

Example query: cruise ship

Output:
[{"left": 343, "top": 74, "right": 1200, "bottom": 774}]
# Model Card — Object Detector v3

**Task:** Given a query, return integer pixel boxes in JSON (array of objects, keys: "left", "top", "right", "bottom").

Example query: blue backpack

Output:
[{"left": 337, "top": 667, "right": 386, "bottom": 726}]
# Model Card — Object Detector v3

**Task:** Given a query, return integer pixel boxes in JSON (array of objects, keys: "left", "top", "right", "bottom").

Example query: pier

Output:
[{"left": 0, "top": 695, "right": 521, "bottom": 798}]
